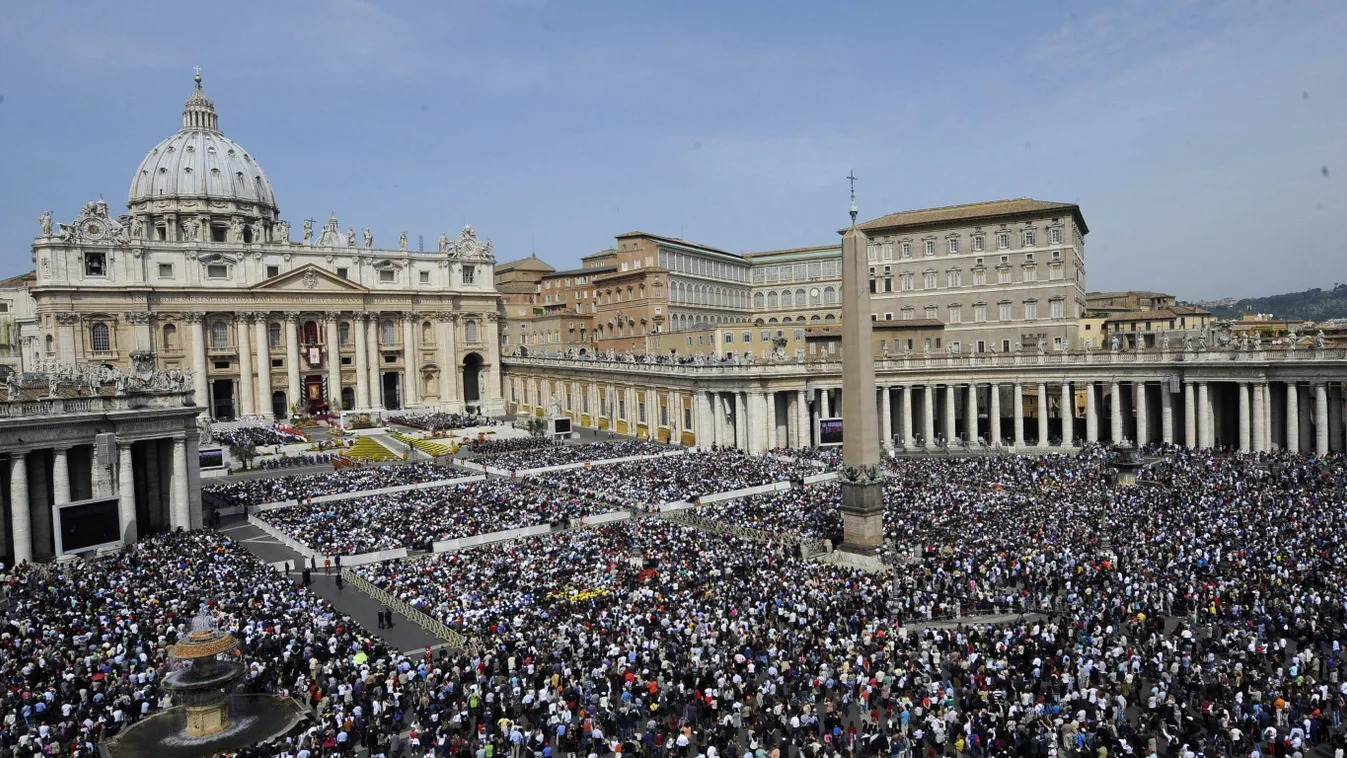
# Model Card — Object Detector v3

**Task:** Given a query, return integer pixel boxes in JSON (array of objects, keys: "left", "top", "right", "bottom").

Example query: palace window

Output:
[
  {"left": 158, "top": 263, "right": 174, "bottom": 279},
  {"left": 1051, "top": 299, "right": 1065, "bottom": 319},
  {"left": 900, "top": 242, "right": 912, "bottom": 258},
  {"left": 1022, "top": 228, "right": 1036, "bottom": 247},
  {"left": 1024, "top": 301, "right": 1038, "bottom": 320},
  {"left": 924, "top": 240, "right": 936, "bottom": 256},
  {"left": 973, "top": 303, "right": 987, "bottom": 323},
  {"left": 947, "top": 238, "right": 959, "bottom": 254},
  {"left": 268, "top": 322, "right": 282, "bottom": 347},
  {"left": 996, "top": 232, "right": 1009, "bottom": 250},
  {"left": 464, "top": 320, "right": 479, "bottom": 342},
  {"left": 999, "top": 302, "right": 1012, "bottom": 321},
  {"left": 948, "top": 305, "right": 962, "bottom": 324},
  {"left": 379, "top": 269, "right": 395, "bottom": 283},
  {"left": 266, "top": 265, "right": 280, "bottom": 278},
  {"left": 90, "top": 322, "right": 110, "bottom": 352},
  {"left": 381, "top": 319, "right": 396, "bottom": 344},
  {"left": 923, "top": 271, "right": 937, "bottom": 289},
  {"left": 462, "top": 265, "right": 476, "bottom": 285},
  {"left": 1049, "top": 227, "right": 1062, "bottom": 244},
  {"left": 206, "top": 264, "right": 229, "bottom": 279},
  {"left": 972, "top": 235, "right": 984, "bottom": 252}
]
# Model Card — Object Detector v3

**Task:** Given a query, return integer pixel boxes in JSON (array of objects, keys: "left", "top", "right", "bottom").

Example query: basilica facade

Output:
[{"left": 27, "top": 75, "right": 504, "bottom": 420}]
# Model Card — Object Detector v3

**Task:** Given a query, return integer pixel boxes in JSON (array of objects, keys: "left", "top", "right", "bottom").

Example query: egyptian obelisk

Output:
[{"left": 837, "top": 172, "right": 885, "bottom": 554}]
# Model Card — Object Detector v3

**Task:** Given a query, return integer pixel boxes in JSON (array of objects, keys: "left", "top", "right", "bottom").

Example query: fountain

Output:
[
  {"left": 1110, "top": 442, "right": 1145, "bottom": 487},
  {"left": 103, "top": 606, "right": 308, "bottom": 758}
]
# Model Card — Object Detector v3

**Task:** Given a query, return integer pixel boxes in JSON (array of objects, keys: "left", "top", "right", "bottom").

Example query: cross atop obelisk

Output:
[{"left": 847, "top": 170, "right": 858, "bottom": 224}]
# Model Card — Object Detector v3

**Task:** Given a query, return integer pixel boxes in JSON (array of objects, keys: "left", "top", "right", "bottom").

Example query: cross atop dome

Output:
[{"left": 182, "top": 68, "right": 218, "bottom": 132}]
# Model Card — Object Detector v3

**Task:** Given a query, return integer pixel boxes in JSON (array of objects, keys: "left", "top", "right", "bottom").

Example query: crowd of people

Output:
[
  {"left": 214, "top": 425, "right": 309, "bottom": 449},
  {"left": 388, "top": 413, "right": 498, "bottom": 432},
  {"left": 204, "top": 461, "right": 457, "bottom": 507},
  {"left": 0, "top": 530, "right": 429, "bottom": 757},
  {"left": 257, "top": 480, "right": 612, "bottom": 555},
  {"left": 472, "top": 439, "right": 669, "bottom": 471},
  {"left": 529, "top": 448, "right": 828, "bottom": 506},
  {"left": 464, "top": 436, "right": 556, "bottom": 457}
]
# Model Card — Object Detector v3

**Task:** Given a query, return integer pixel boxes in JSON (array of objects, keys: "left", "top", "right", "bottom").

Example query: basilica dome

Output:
[{"left": 127, "top": 75, "right": 279, "bottom": 230}]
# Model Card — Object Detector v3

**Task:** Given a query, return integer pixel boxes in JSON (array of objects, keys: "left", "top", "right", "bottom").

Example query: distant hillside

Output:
[{"left": 1200, "top": 283, "right": 1347, "bottom": 321}]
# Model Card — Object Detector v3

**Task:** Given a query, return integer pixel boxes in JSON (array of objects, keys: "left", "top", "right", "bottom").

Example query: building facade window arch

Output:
[
  {"left": 464, "top": 319, "right": 479, "bottom": 343},
  {"left": 90, "top": 322, "right": 111, "bottom": 352},
  {"left": 162, "top": 323, "right": 178, "bottom": 350},
  {"left": 210, "top": 320, "right": 228, "bottom": 348}
]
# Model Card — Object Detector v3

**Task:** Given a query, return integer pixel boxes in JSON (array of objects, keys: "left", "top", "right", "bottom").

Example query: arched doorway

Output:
[
  {"left": 462, "top": 352, "right": 483, "bottom": 405},
  {"left": 271, "top": 390, "right": 287, "bottom": 418}
]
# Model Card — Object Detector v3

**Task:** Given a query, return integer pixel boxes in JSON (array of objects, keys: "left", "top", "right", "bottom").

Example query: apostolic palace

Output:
[{"left": 2, "top": 73, "right": 1347, "bottom": 566}]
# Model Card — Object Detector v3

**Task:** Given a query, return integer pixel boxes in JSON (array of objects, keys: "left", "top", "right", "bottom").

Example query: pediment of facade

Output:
[{"left": 250, "top": 264, "right": 367, "bottom": 293}]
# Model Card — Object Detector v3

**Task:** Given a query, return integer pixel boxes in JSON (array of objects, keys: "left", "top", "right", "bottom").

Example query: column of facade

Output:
[
  {"left": 1252, "top": 383, "right": 1266, "bottom": 452},
  {"left": 989, "top": 383, "right": 1002, "bottom": 446},
  {"left": 237, "top": 314, "right": 256, "bottom": 417},
  {"left": 1012, "top": 383, "right": 1025, "bottom": 448},
  {"left": 254, "top": 316, "right": 274, "bottom": 418},
  {"left": 118, "top": 442, "right": 137, "bottom": 544},
  {"left": 1036, "top": 382, "right": 1049, "bottom": 446},
  {"left": 441, "top": 315, "right": 460, "bottom": 408},
  {"left": 670, "top": 389, "right": 682, "bottom": 444},
  {"left": 1197, "top": 382, "right": 1211, "bottom": 448},
  {"left": 1134, "top": 382, "right": 1148, "bottom": 446},
  {"left": 901, "top": 385, "right": 915, "bottom": 448},
  {"left": 367, "top": 316, "right": 384, "bottom": 410},
  {"left": 187, "top": 314, "right": 209, "bottom": 413},
  {"left": 402, "top": 316, "right": 419, "bottom": 408},
  {"left": 880, "top": 386, "right": 894, "bottom": 450},
  {"left": 820, "top": 388, "right": 831, "bottom": 418},
  {"left": 1184, "top": 382, "right": 1197, "bottom": 447},
  {"left": 1263, "top": 383, "right": 1273, "bottom": 451},
  {"left": 1315, "top": 383, "right": 1329, "bottom": 456},
  {"left": 943, "top": 384, "right": 957, "bottom": 444},
  {"left": 51, "top": 448, "right": 71, "bottom": 556},
  {"left": 353, "top": 315, "right": 370, "bottom": 410},
  {"left": 324, "top": 314, "right": 342, "bottom": 410},
  {"left": 1085, "top": 382, "right": 1098, "bottom": 443},
  {"left": 9, "top": 452, "right": 31, "bottom": 565},
  {"left": 28, "top": 453, "right": 51, "bottom": 559},
  {"left": 283, "top": 313, "right": 301, "bottom": 414},
  {"left": 1286, "top": 382, "right": 1300, "bottom": 453},
  {"left": 171, "top": 436, "right": 190, "bottom": 530},
  {"left": 1161, "top": 385, "right": 1174, "bottom": 444},
  {"left": 965, "top": 384, "right": 979, "bottom": 445},
  {"left": 1237, "top": 381, "right": 1251, "bottom": 451},
  {"left": 1060, "top": 382, "right": 1074, "bottom": 447},
  {"left": 1108, "top": 381, "right": 1122, "bottom": 444},
  {"left": 785, "top": 392, "right": 798, "bottom": 448}
]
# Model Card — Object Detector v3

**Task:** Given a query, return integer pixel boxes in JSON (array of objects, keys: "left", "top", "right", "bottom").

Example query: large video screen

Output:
[
  {"left": 553, "top": 417, "right": 572, "bottom": 435},
  {"left": 199, "top": 447, "right": 225, "bottom": 470},
  {"left": 819, "top": 418, "right": 844, "bottom": 447},
  {"left": 55, "top": 497, "right": 122, "bottom": 554}
]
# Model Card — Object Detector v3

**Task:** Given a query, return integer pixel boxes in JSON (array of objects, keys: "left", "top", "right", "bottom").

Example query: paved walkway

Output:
[{"left": 221, "top": 516, "right": 440, "bottom": 653}]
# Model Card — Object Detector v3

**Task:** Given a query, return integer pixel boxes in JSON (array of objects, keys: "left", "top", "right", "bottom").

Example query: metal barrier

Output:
[{"left": 342, "top": 569, "right": 478, "bottom": 651}]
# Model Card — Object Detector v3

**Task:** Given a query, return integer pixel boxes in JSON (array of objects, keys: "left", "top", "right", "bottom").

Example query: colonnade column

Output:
[
  {"left": 1237, "top": 381, "right": 1251, "bottom": 451},
  {"left": 765, "top": 391, "right": 777, "bottom": 450},
  {"left": 880, "top": 387, "right": 893, "bottom": 451},
  {"left": 670, "top": 389, "right": 683, "bottom": 444},
  {"left": 1286, "top": 383, "right": 1300, "bottom": 453},
  {"left": 187, "top": 314, "right": 209, "bottom": 413},
  {"left": 1252, "top": 382, "right": 1266, "bottom": 452},
  {"left": 254, "top": 316, "right": 274, "bottom": 418},
  {"left": 237, "top": 314, "right": 255, "bottom": 417},
  {"left": 118, "top": 442, "right": 137, "bottom": 544},
  {"left": 284, "top": 312, "right": 301, "bottom": 415},
  {"left": 734, "top": 392, "right": 748, "bottom": 450},
  {"left": 1161, "top": 385, "right": 1174, "bottom": 444},
  {"left": 1012, "top": 383, "right": 1025, "bottom": 448},
  {"left": 325, "top": 314, "right": 342, "bottom": 410},
  {"left": 901, "top": 385, "right": 914, "bottom": 448},
  {"left": 171, "top": 436, "right": 190, "bottom": 531},
  {"left": 1060, "top": 382, "right": 1074, "bottom": 447},
  {"left": 1134, "top": 382, "right": 1148, "bottom": 446},
  {"left": 9, "top": 452, "right": 30, "bottom": 565},
  {"left": 353, "top": 315, "right": 370, "bottom": 410},
  {"left": 1110, "top": 381, "right": 1123, "bottom": 444},
  {"left": 52, "top": 447, "right": 71, "bottom": 507},
  {"left": 1315, "top": 383, "right": 1329, "bottom": 456},
  {"left": 944, "top": 384, "right": 957, "bottom": 444},
  {"left": 796, "top": 389, "right": 810, "bottom": 448},
  {"left": 1184, "top": 382, "right": 1197, "bottom": 448},
  {"left": 1262, "top": 383, "right": 1272, "bottom": 452},
  {"left": 820, "top": 388, "right": 831, "bottom": 418},
  {"left": 923, "top": 386, "right": 936, "bottom": 448},
  {"left": 402, "top": 316, "right": 419, "bottom": 408},
  {"left": 1085, "top": 382, "right": 1098, "bottom": 443},
  {"left": 989, "top": 384, "right": 1001, "bottom": 447},
  {"left": 965, "top": 384, "right": 979, "bottom": 445},
  {"left": 1036, "top": 382, "right": 1049, "bottom": 446},
  {"left": 1197, "top": 382, "right": 1211, "bottom": 448}
]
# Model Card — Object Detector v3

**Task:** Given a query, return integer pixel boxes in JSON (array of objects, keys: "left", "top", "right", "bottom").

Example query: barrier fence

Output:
[
  {"left": 342, "top": 568, "right": 477, "bottom": 651},
  {"left": 248, "top": 474, "right": 487, "bottom": 511}
]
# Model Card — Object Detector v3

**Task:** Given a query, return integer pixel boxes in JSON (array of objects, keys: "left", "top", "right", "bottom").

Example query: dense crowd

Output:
[
  {"left": 257, "top": 480, "right": 610, "bottom": 555},
  {"left": 465, "top": 436, "right": 556, "bottom": 457},
  {"left": 474, "top": 439, "right": 669, "bottom": 471},
  {"left": 388, "top": 412, "right": 498, "bottom": 432},
  {"left": 214, "top": 425, "right": 309, "bottom": 448},
  {"left": 0, "top": 530, "right": 425, "bottom": 757},
  {"left": 204, "top": 461, "right": 456, "bottom": 507},
  {"left": 530, "top": 448, "right": 829, "bottom": 506}
]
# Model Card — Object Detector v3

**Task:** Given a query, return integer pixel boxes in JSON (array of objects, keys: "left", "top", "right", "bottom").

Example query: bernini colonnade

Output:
[{"left": 503, "top": 347, "right": 1347, "bottom": 455}]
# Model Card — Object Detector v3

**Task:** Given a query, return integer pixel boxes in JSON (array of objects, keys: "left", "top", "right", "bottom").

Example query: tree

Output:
[{"left": 229, "top": 441, "right": 258, "bottom": 471}]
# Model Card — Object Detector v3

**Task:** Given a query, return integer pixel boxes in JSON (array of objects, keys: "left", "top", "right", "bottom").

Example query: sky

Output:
[{"left": 0, "top": 0, "right": 1343, "bottom": 300}]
